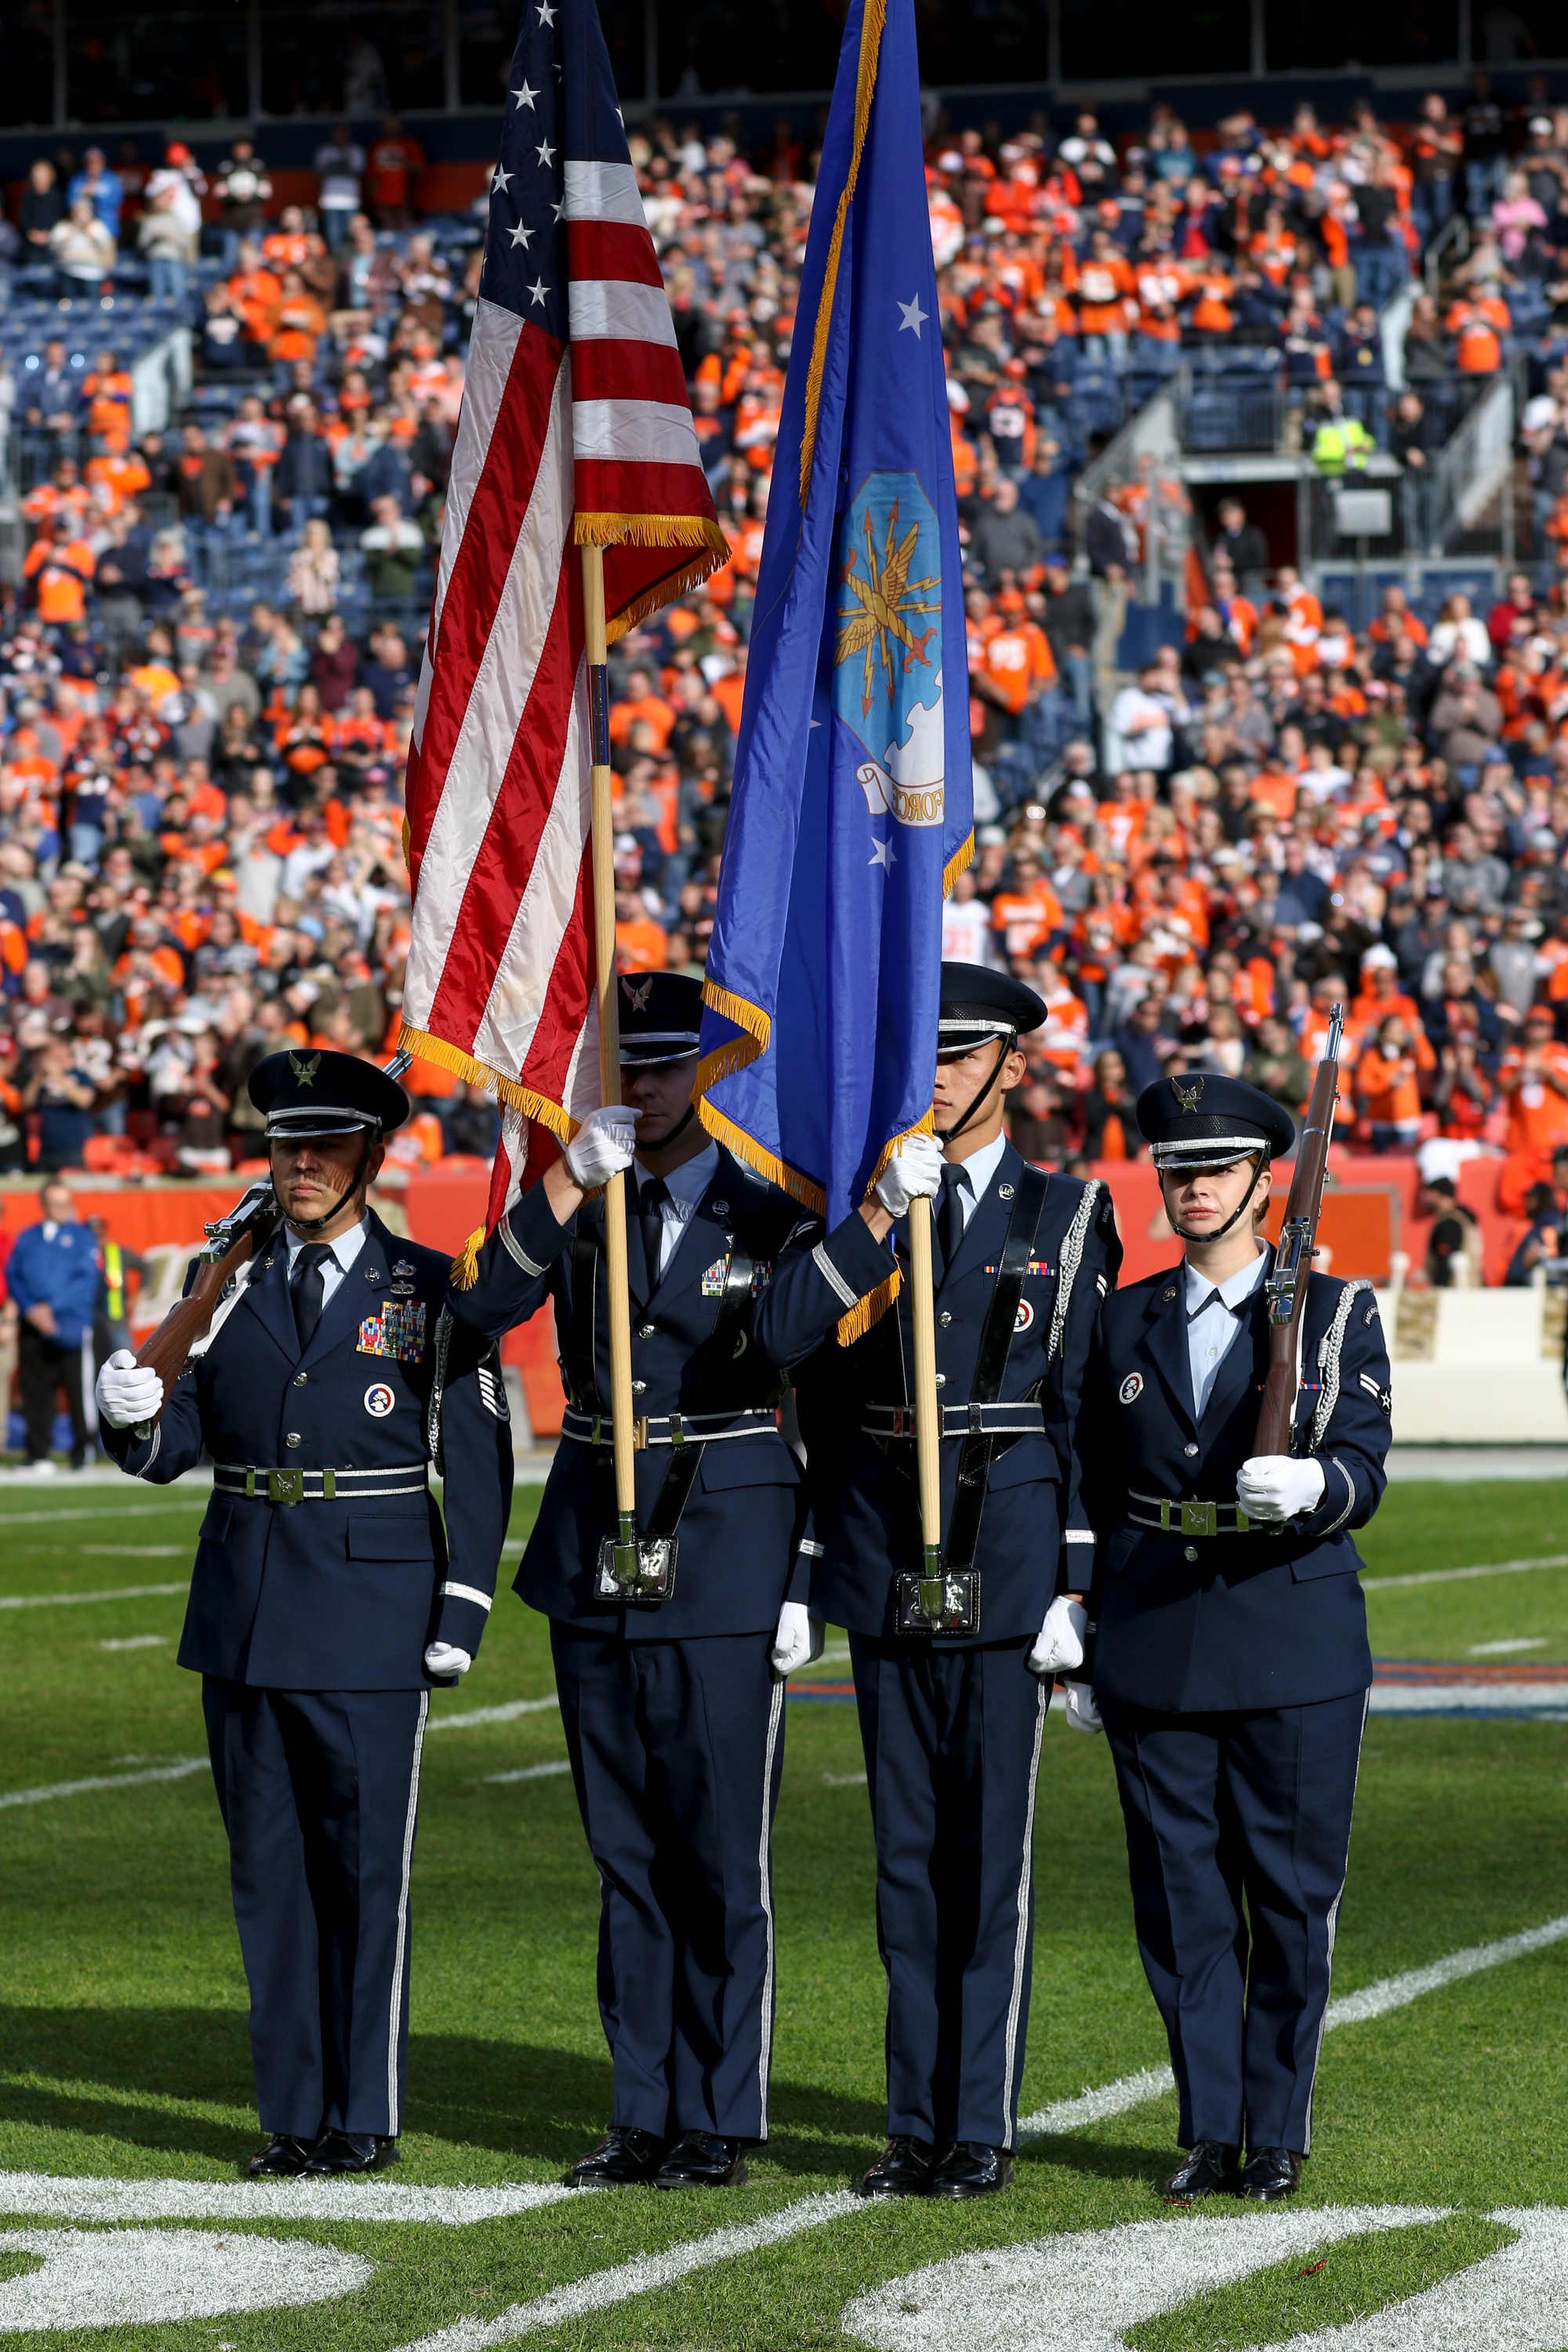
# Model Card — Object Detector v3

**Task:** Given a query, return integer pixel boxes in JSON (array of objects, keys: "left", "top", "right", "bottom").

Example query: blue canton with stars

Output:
[{"left": 478, "top": 0, "right": 637, "bottom": 342}]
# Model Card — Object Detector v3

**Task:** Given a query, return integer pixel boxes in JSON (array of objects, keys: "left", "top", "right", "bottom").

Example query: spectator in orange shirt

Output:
[
  {"left": 608, "top": 667, "right": 677, "bottom": 755},
  {"left": 989, "top": 848, "right": 1064, "bottom": 960},
  {"left": 615, "top": 889, "right": 670, "bottom": 974},
  {"left": 1498, "top": 1006, "right": 1568, "bottom": 1157},
  {"left": 1350, "top": 942, "right": 1424, "bottom": 1031},
  {"left": 22, "top": 522, "right": 95, "bottom": 626},
  {"left": 366, "top": 117, "right": 426, "bottom": 229},
  {"left": 1075, "top": 229, "right": 1134, "bottom": 366},
  {"left": 1353, "top": 1013, "right": 1434, "bottom": 1151}
]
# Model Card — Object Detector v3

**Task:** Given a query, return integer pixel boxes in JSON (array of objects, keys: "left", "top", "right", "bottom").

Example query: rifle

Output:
[
  {"left": 1254, "top": 1004, "right": 1343, "bottom": 1457},
  {"left": 132, "top": 1178, "right": 281, "bottom": 1422}
]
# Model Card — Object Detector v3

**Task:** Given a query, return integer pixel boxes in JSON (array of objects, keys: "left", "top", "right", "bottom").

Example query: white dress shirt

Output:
[
  {"left": 636, "top": 1141, "right": 719, "bottom": 1279},
  {"left": 946, "top": 1130, "right": 1008, "bottom": 1228},
  {"left": 1184, "top": 1245, "right": 1266, "bottom": 1417},
  {"left": 284, "top": 1212, "right": 370, "bottom": 1309}
]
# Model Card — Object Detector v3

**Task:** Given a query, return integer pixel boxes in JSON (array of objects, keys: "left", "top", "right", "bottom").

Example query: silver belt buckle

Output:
[
  {"left": 267, "top": 1468, "right": 304, "bottom": 1506},
  {"left": 1181, "top": 1499, "right": 1217, "bottom": 1539}
]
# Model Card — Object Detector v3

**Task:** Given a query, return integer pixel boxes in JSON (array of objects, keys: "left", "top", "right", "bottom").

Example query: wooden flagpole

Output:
[
  {"left": 907, "top": 1191, "right": 945, "bottom": 1597},
  {"left": 581, "top": 541, "right": 639, "bottom": 1566}
]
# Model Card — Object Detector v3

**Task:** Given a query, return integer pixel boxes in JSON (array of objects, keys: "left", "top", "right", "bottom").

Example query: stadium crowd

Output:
[{"left": 0, "top": 89, "right": 1567, "bottom": 1290}]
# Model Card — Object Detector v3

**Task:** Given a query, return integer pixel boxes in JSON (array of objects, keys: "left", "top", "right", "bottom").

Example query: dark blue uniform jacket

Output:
[
  {"left": 446, "top": 1148, "right": 855, "bottom": 1639},
  {"left": 1083, "top": 1258, "right": 1392, "bottom": 1712},
  {"left": 100, "top": 1210, "right": 513, "bottom": 1690},
  {"left": 756, "top": 1149, "right": 1123, "bottom": 1642}
]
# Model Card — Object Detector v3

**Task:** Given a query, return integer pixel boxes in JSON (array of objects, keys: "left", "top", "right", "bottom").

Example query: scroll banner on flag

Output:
[
  {"left": 396, "top": 0, "right": 727, "bottom": 1272},
  {"left": 692, "top": 0, "right": 973, "bottom": 1334}
]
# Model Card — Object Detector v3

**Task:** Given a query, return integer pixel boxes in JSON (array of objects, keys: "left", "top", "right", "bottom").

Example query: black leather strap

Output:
[
  {"left": 944, "top": 1163, "right": 1051, "bottom": 1574},
  {"left": 644, "top": 1241, "right": 756, "bottom": 1541},
  {"left": 568, "top": 1213, "right": 601, "bottom": 1413}
]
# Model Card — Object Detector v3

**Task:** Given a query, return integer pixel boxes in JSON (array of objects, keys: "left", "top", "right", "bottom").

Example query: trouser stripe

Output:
[{"left": 386, "top": 1690, "right": 429, "bottom": 2135}]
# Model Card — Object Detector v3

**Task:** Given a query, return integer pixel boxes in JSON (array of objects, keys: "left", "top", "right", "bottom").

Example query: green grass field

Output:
[{"left": 2, "top": 1474, "right": 1568, "bottom": 2348}]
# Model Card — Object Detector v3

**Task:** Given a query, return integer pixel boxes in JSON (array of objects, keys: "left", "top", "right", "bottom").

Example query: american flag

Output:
[{"left": 399, "top": 0, "right": 726, "bottom": 1246}]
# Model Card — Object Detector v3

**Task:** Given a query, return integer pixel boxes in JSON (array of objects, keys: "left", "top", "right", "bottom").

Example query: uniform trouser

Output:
[
  {"left": 848, "top": 1635, "right": 1051, "bottom": 2151},
  {"left": 201, "top": 1680, "right": 429, "bottom": 2140},
  {"left": 550, "top": 1624, "right": 786, "bottom": 2142},
  {"left": 1099, "top": 1688, "right": 1369, "bottom": 2157},
  {"left": 18, "top": 1322, "right": 89, "bottom": 1462}
]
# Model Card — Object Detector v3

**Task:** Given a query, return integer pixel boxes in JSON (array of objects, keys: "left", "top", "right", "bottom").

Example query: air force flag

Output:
[{"left": 695, "top": 0, "right": 973, "bottom": 1250}]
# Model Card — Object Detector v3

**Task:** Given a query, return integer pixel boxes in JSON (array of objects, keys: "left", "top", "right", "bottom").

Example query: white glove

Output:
[
  {"left": 1063, "top": 1681, "right": 1103, "bottom": 1736},
  {"left": 424, "top": 1641, "right": 472, "bottom": 1679},
  {"left": 563, "top": 1104, "right": 640, "bottom": 1188},
  {"left": 95, "top": 1347, "right": 164, "bottom": 1430},
  {"left": 1236, "top": 1455, "right": 1327, "bottom": 1524},
  {"left": 873, "top": 1132, "right": 946, "bottom": 1218},
  {"left": 1029, "top": 1595, "right": 1087, "bottom": 1677},
  {"left": 770, "top": 1601, "right": 825, "bottom": 1679}
]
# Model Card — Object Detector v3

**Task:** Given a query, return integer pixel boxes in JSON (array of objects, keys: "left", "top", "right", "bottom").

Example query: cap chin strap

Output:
[
  {"left": 281, "top": 1130, "right": 376, "bottom": 1238},
  {"left": 935, "top": 1034, "right": 1014, "bottom": 1149},
  {"left": 1164, "top": 1151, "right": 1269, "bottom": 1248}
]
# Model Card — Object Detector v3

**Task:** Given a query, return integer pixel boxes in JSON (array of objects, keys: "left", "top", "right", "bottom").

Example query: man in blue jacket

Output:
[
  {"left": 96, "top": 1050, "right": 512, "bottom": 2180},
  {"left": 1079, "top": 1072, "right": 1392, "bottom": 2205},
  {"left": 9, "top": 1181, "right": 101, "bottom": 1469},
  {"left": 445, "top": 972, "right": 904, "bottom": 2194},
  {"left": 753, "top": 964, "right": 1123, "bottom": 2204}
]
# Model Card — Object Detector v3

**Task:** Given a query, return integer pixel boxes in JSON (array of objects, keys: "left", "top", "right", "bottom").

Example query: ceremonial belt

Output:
[
  {"left": 1127, "top": 1490, "right": 1253, "bottom": 1537},
  {"left": 213, "top": 1461, "right": 429, "bottom": 1506},
  {"left": 946, "top": 1163, "right": 1051, "bottom": 1577},
  {"left": 560, "top": 1406, "right": 778, "bottom": 1450},
  {"left": 864, "top": 1401, "right": 1046, "bottom": 1440}
]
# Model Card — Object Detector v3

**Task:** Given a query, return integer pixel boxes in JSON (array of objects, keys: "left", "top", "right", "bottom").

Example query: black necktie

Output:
[
  {"left": 290, "top": 1242, "right": 334, "bottom": 1354},
  {"left": 937, "top": 1167, "right": 968, "bottom": 1276},
  {"left": 1188, "top": 1287, "right": 1240, "bottom": 1323},
  {"left": 639, "top": 1177, "right": 669, "bottom": 1291}
]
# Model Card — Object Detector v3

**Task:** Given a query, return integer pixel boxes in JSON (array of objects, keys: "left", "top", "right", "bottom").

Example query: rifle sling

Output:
[{"left": 943, "top": 1163, "right": 1051, "bottom": 1576}]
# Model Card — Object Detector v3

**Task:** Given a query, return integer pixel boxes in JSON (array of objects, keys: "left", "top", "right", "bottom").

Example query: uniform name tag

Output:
[{"left": 358, "top": 1299, "right": 427, "bottom": 1362}]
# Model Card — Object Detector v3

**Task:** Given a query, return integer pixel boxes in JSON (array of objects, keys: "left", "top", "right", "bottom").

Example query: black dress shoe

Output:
[
  {"left": 1163, "top": 2141, "right": 1240, "bottom": 2200},
  {"left": 856, "top": 2136, "right": 935, "bottom": 2198},
  {"left": 245, "top": 2135, "right": 316, "bottom": 2179},
  {"left": 927, "top": 2141, "right": 1014, "bottom": 2199},
  {"left": 1239, "top": 2146, "right": 1301, "bottom": 2201},
  {"left": 301, "top": 2131, "right": 401, "bottom": 2176},
  {"left": 653, "top": 2132, "right": 747, "bottom": 2188},
  {"left": 565, "top": 2126, "right": 667, "bottom": 2188}
]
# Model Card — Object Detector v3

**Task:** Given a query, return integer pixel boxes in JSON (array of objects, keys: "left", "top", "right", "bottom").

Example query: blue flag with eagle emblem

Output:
[{"left": 693, "top": 0, "right": 971, "bottom": 1273}]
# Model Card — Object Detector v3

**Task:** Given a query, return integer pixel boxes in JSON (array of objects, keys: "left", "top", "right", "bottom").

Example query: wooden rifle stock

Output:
[
  {"left": 1253, "top": 1007, "right": 1343, "bottom": 1457},
  {"left": 132, "top": 1179, "right": 279, "bottom": 1422}
]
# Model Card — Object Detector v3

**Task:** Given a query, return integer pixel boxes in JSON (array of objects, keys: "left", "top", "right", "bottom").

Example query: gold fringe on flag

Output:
[
  {"left": 797, "top": 0, "right": 887, "bottom": 510},
  {"left": 451, "top": 1228, "right": 486, "bottom": 1290},
  {"left": 394, "top": 1022, "right": 578, "bottom": 1136},
  {"left": 572, "top": 514, "right": 733, "bottom": 642},
  {"left": 943, "top": 829, "right": 975, "bottom": 895},
  {"left": 836, "top": 1264, "right": 900, "bottom": 1348},
  {"left": 694, "top": 1093, "right": 826, "bottom": 1211}
]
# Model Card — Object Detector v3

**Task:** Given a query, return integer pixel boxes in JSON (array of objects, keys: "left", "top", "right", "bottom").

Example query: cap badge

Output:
[
  {"left": 1171, "top": 1074, "right": 1204, "bottom": 1112},
  {"left": 621, "top": 975, "right": 653, "bottom": 1011},
  {"left": 288, "top": 1051, "right": 321, "bottom": 1087}
]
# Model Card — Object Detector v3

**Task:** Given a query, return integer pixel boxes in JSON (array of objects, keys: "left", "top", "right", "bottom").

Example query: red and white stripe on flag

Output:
[{"left": 397, "top": 22, "right": 725, "bottom": 1266}]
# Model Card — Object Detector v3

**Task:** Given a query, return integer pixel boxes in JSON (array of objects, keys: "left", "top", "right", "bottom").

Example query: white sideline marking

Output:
[
  {"left": 0, "top": 1501, "right": 208, "bottom": 1526},
  {"left": 1470, "top": 1638, "right": 1548, "bottom": 1655},
  {"left": 1363, "top": 1551, "right": 1568, "bottom": 1591},
  {"left": 0, "top": 1583, "right": 187, "bottom": 1612},
  {"left": 99, "top": 1636, "right": 169, "bottom": 1653},
  {"left": 427, "top": 1697, "right": 558, "bottom": 1733},
  {"left": 81, "top": 1546, "right": 186, "bottom": 1558},
  {"left": 484, "top": 1761, "right": 572, "bottom": 1785},
  {"left": 0, "top": 1760, "right": 207, "bottom": 1812},
  {"left": 388, "top": 2190, "right": 857, "bottom": 2352},
  {"left": 1370, "top": 1683, "right": 1568, "bottom": 1715},
  {"left": 0, "top": 2172, "right": 572, "bottom": 2226},
  {"left": 1021, "top": 1910, "right": 1568, "bottom": 2139}
]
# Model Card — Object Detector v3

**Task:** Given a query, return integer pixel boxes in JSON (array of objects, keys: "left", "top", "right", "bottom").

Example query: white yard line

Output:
[
  {"left": 427, "top": 1697, "right": 559, "bottom": 1733},
  {"left": 387, "top": 2190, "right": 858, "bottom": 2352},
  {"left": 1370, "top": 1684, "right": 1568, "bottom": 1715},
  {"left": 0, "top": 2172, "right": 572, "bottom": 2226},
  {"left": 0, "top": 1759, "right": 208, "bottom": 1813},
  {"left": 1020, "top": 1909, "right": 1568, "bottom": 2138},
  {"left": 0, "top": 1584, "right": 188, "bottom": 1613},
  {"left": 484, "top": 1762, "right": 572, "bottom": 1785},
  {"left": 1363, "top": 1551, "right": 1568, "bottom": 1591},
  {"left": 0, "top": 1501, "right": 208, "bottom": 1530}
]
